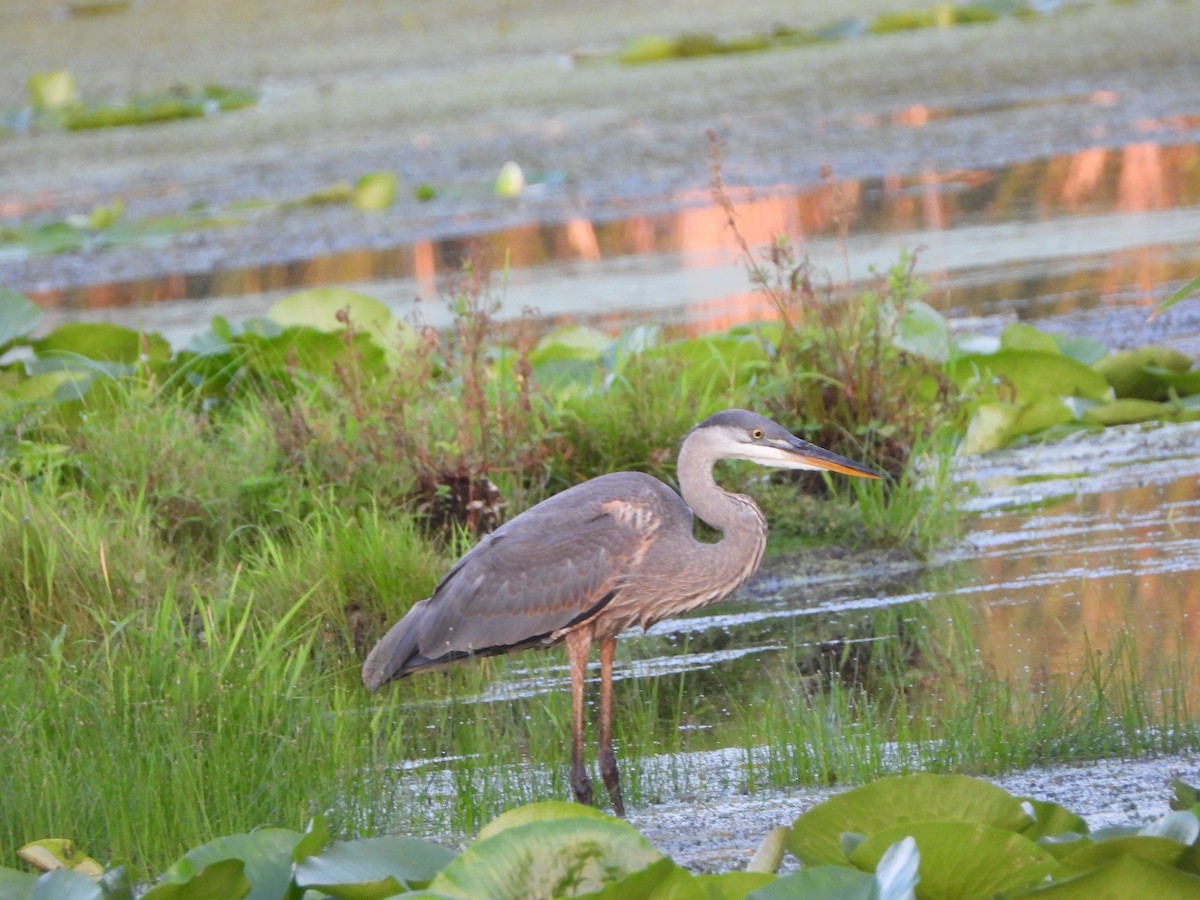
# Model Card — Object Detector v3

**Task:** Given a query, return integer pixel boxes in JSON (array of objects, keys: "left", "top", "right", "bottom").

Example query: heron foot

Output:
[
  {"left": 571, "top": 764, "right": 594, "bottom": 807},
  {"left": 599, "top": 746, "right": 625, "bottom": 816}
]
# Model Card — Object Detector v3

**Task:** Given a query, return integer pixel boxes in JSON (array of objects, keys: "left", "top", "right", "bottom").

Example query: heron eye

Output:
[{"left": 750, "top": 428, "right": 765, "bottom": 440}]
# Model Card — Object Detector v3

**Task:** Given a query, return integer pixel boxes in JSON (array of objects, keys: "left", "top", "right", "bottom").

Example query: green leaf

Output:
[
  {"left": 293, "top": 835, "right": 456, "bottom": 897},
  {"left": 1140, "top": 810, "right": 1200, "bottom": 845},
  {"left": 787, "top": 774, "right": 1033, "bottom": 866},
  {"left": 155, "top": 829, "right": 300, "bottom": 900},
  {"left": 1028, "top": 853, "right": 1200, "bottom": 896},
  {"left": 894, "top": 300, "right": 951, "bottom": 363},
  {"left": 961, "top": 402, "right": 1017, "bottom": 455},
  {"left": 292, "top": 816, "right": 331, "bottom": 863},
  {"left": 1019, "top": 798, "right": 1089, "bottom": 842},
  {"left": 428, "top": 817, "right": 662, "bottom": 899},
  {"left": 1054, "top": 834, "right": 1190, "bottom": 873},
  {"left": 8, "top": 222, "right": 86, "bottom": 254},
  {"left": 748, "top": 866, "right": 876, "bottom": 899},
  {"left": 1080, "top": 398, "right": 1177, "bottom": 427},
  {"left": 0, "top": 289, "right": 42, "bottom": 349},
  {"left": 529, "top": 327, "right": 612, "bottom": 366},
  {"left": 576, "top": 858, "right": 705, "bottom": 899},
  {"left": 1092, "top": 346, "right": 1193, "bottom": 400},
  {"left": 1000, "top": 322, "right": 1060, "bottom": 354},
  {"left": 1052, "top": 333, "right": 1108, "bottom": 366},
  {"left": 1009, "top": 394, "right": 1075, "bottom": 439},
  {"left": 17, "top": 839, "right": 103, "bottom": 876},
  {"left": 351, "top": 172, "right": 398, "bottom": 212},
  {"left": 142, "top": 859, "right": 251, "bottom": 900},
  {"left": 952, "top": 350, "right": 1113, "bottom": 403},
  {"left": 266, "top": 287, "right": 412, "bottom": 359},
  {"left": 0, "top": 866, "right": 37, "bottom": 898},
  {"left": 30, "top": 323, "right": 171, "bottom": 365},
  {"left": 850, "top": 822, "right": 1056, "bottom": 898},
  {"left": 30, "top": 870, "right": 104, "bottom": 900},
  {"left": 1152, "top": 272, "right": 1200, "bottom": 318},
  {"left": 1171, "top": 779, "right": 1200, "bottom": 812}
]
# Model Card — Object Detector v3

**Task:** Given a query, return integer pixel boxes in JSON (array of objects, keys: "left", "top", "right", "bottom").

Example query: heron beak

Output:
[{"left": 784, "top": 438, "right": 882, "bottom": 479}]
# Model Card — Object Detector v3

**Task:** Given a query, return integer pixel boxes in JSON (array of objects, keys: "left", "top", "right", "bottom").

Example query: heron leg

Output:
[
  {"left": 565, "top": 627, "right": 593, "bottom": 807},
  {"left": 598, "top": 635, "right": 625, "bottom": 816}
]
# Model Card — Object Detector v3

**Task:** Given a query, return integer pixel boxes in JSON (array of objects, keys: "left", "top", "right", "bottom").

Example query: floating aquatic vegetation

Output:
[{"left": 12, "top": 69, "right": 257, "bottom": 132}]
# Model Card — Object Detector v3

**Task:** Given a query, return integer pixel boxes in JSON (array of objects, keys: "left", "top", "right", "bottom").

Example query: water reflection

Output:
[{"left": 27, "top": 140, "right": 1200, "bottom": 344}]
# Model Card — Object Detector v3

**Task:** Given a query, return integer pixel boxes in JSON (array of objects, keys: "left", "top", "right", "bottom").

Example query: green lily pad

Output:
[
  {"left": 294, "top": 834, "right": 455, "bottom": 898},
  {"left": 142, "top": 859, "right": 250, "bottom": 900},
  {"left": 0, "top": 867, "right": 37, "bottom": 897},
  {"left": 849, "top": 821, "right": 1056, "bottom": 898},
  {"left": 580, "top": 857, "right": 773, "bottom": 899},
  {"left": 17, "top": 839, "right": 102, "bottom": 876},
  {"left": 1052, "top": 333, "right": 1108, "bottom": 366},
  {"left": 427, "top": 817, "right": 662, "bottom": 899},
  {"left": 267, "top": 287, "right": 413, "bottom": 358},
  {"left": 952, "top": 350, "right": 1113, "bottom": 403},
  {"left": 154, "top": 829, "right": 300, "bottom": 900},
  {"left": 1027, "top": 853, "right": 1200, "bottom": 896},
  {"left": 961, "top": 402, "right": 1017, "bottom": 455},
  {"left": 30, "top": 323, "right": 171, "bottom": 365},
  {"left": 787, "top": 774, "right": 1033, "bottom": 867},
  {"left": 1000, "top": 322, "right": 1060, "bottom": 354},
  {"left": 1055, "top": 834, "right": 1191, "bottom": 873},
  {"left": 1081, "top": 398, "right": 1177, "bottom": 427},
  {"left": 894, "top": 299, "right": 951, "bottom": 363},
  {"left": 1092, "top": 346, "right": 1193, "bottom": 400},
  {"left": 1019, "top": 799, "right": 1089, "bottom": 842},
  {"left": 748, "top": 866, "right": 876, "bottom": 899},
  {"left": 0, "top": 289, "right": 42, "bottom": 349},
  {"left": 476, "top": 800, "right": 614, "bottom": 843}
]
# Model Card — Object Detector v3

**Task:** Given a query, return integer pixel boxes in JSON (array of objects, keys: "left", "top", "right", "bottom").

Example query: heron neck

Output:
[{"left": 677, "top": 431, "right": 768, "bottom": 545}]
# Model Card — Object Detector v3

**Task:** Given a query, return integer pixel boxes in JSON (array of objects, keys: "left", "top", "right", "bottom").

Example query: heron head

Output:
[{"left": 692, "top": 409, "right": 881, "bottom": 479}]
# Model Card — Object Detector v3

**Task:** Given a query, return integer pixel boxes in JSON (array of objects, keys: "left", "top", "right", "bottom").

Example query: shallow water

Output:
[{"left": 25, "top": 139, "right": 1200, "bottom": 356}]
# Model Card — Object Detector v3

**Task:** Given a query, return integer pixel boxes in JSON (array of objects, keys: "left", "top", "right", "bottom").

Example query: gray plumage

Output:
[{"left": 362, "top": 408, "right": 879, "bottom": 814}]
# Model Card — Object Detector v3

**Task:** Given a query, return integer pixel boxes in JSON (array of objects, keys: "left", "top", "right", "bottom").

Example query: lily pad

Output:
[
  {"left": 894, "top": 299, "right": 951, "bottom": 363},
  {"left": 142, "top": 859, "right": 250, "bottom": 900},
  {"left": 849, "top": 821, "right": 1056, "bottom": 898},
  {"left": 294, "top": 834, "right": 455, "bottom": 897},
  {"left": 0, "top": 289, "right": 42, "bottom": 349},
  {"left": 427, "top": 816, "right": 662, "bottom": 899},
  {"left": 30, "top": 323, "right": 170, "bottom": 365},
  {"left": 17, "top": 840, "right": 102, "bottom": 876},
  {"left": 1092, "top": 346, "right": 1193, "bottom": 400},
  {"left": 476, "top": 800, "right": 614, "bottom": 843},
  {"left": 1000, "top": 322, "right": 1060, "bottom": 354},
  {"left": 267, "top": 287, "right": 413, "bottom": 358},
  {"left": 154, "top": 829, "right": 300, "bottom": 900},
  {"left": 952, "top": 350, "right": 1112, "bottom": 403},
  {"left": 787, "top": 774, "right": 1033, "bottom": 867},
  {"left": 1028, "top": 852, "right": 1200, "bottom": 896}
]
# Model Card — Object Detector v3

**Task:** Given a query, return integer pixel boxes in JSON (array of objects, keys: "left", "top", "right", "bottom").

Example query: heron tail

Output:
[{"left": 361, "top": 599, "right": 431, "bottom": 691}]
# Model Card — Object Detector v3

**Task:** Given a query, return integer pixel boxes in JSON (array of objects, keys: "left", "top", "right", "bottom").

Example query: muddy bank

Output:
[{"left": 6, "top": 0, "right": 1200, "bottom": 296}]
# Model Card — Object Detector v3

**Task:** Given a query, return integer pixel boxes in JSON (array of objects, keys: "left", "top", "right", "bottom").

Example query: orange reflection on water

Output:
[
  {"left": 25, "top": 140, "right": 1200, "bottom": 334},
  {"left": 970, "top": 474, "right": 1200, "bottom": 698}
]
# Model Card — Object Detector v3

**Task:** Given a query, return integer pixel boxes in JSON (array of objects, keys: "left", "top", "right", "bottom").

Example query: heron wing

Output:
[{"left": 362, "top": 472, "right": 683, "bottom": 687}]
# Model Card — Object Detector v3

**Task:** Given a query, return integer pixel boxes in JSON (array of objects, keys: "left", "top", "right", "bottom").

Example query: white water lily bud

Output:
[{"left": 494, "top": 161, "right": 525, "bottom": 198}]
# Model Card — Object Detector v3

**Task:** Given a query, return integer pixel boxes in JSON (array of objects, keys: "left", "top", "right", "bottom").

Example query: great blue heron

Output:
[{"left": 363, "top": 409, "right": 879, "bottom": 815}]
